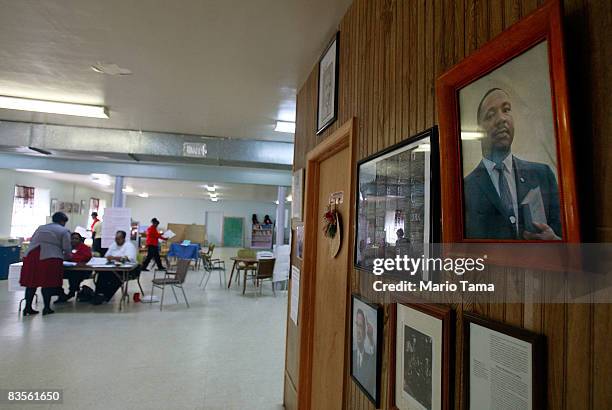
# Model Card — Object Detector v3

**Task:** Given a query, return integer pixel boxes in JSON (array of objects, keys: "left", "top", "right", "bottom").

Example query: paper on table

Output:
[
  {"left": 163, "top": 230, "right": 176, "bottom": 239},
  {"left": 87, "top": 257, "right": 109, "bottom": 266},
  {"left": 63, "top": 261, "right": 77, "bottom": 267}
]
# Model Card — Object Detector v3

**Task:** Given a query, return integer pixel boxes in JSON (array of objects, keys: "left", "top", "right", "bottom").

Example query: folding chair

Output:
[{"left": 150, "top": 258, "right": 190, "bottom": 311}]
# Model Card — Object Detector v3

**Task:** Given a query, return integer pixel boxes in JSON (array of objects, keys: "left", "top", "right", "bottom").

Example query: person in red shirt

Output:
[
  {"left": 57, "top": 232, "right": 93, "bottom": 302},
  {"left": 141, "top": 218, "right": 167, "bottom": 271}
]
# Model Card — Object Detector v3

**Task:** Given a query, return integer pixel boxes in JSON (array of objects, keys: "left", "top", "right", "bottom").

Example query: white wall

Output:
[
  {"left": 0, "top": 169, "right": 113, "bottom": 238},
  {"left": 126, "top": 196, "right": 280, "bottom": 246}
]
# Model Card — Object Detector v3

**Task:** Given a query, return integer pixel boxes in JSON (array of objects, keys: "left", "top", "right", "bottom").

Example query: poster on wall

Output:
[
  {"left": 316, "top": 32, "right": 339, "bottom": 134},
  {"left": 101, "top": 207, "right": 132, "bottom": 248},
  {"left": 291, "top": 168, "right": 304, "bottom": 221},
  {"left": 289, "top": 265, "right": 300, "bottom": 325}
]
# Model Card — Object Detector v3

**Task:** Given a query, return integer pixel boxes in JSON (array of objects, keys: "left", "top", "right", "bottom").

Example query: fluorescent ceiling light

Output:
[
  {"left": 461, "top": 131, "right": 484, "bottom": 140},
  {"left": 286, "top": 194, "right": 293, "bottom": 202},
  {"left": 91, "top": 173, "right": 111, "bottom": 186},
  {"left": 209, "top": 193, "right": 218, "bottom": 198},
  {"left": 274, "top": 121, "right": 295, "bottom": 133},
  {"left": 0, "top": 95, "right": 109, "bottom": 119},
  {"left": 122, "top": 186, "right": 134, "bottom": 193},
  {"left": 274, "top": 200, "right": 280, "bottom": 205},
  {"left": 15, "top": 168, "right": 54, "bottom": 174},
  {"left": 138, "top": 192, "right": 149, "bottom": 198},
  {"left": 211, "top": 198, "right": 219, "bottom": 202},
  {"left": 205, "top": 185, "right": 216, "bottom": 192}
]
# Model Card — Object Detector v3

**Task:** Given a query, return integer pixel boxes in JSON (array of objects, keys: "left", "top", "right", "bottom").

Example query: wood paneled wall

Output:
[{"left": 285, "top": 0, "right": 611, "bottom": 409}]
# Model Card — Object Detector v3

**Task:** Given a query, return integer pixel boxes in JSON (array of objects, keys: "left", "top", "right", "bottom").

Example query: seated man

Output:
[
  {"left": 57, "top": 232, "right": 93, "bottom": 302},
  {"left": 92, "top": 230, "right": 140, "bottom": 305}
]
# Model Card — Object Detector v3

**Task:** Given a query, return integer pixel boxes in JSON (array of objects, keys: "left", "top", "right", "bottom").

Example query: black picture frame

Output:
[
  {"left": 462, "top": 312, "right": 546, "bottom": 410},
  {"left": 390, "top": 302, "right": 454, "bottom": 410},
  {"left": 354, "top": 126, "right": 440, "bottom": 273},
  {"left": 350, "top": 293, "right": 383, "bottom": 407},
  {"left": 316, "top": 32, "right": 339, "bottom": 135}
]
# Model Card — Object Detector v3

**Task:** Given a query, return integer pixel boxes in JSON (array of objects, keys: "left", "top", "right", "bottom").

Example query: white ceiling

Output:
[
  {"left": 37, "top": 171, "right": 283, "bottom": 203},
  {"left": 0, "top": 0, "right": 351, "bottom": 142}
]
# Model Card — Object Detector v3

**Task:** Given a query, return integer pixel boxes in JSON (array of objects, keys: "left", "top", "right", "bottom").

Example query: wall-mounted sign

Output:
[
  {"left": 329, "top": 191, "right": 344, "bottom": 204},
  {"left": 183, "top": 142, "right": 208, "bottom": 158}
]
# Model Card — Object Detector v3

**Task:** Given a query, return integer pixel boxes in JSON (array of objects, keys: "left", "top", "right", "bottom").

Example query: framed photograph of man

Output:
[
  {"left": 390, "top": 303, "right": 453, "bottom": 410},
  {"left": 350, "top": 294, "right": 383, "bottom": 406},
  {"left": 316, "top": 32, "right": 339, "bottom": 135},
  {"left": 436, "top": 1, "right": 580, "bottom": 243}
]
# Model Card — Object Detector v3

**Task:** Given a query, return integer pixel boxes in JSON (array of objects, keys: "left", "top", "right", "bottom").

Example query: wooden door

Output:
[
  {"left": 310, "top": 146, "right": 351, "bottom": 409},
  {"left": 297, "top": 119, "right": 356, "bottom": 410}
]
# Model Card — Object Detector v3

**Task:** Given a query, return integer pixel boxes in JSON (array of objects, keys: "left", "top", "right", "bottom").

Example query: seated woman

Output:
[
  {"left": 57, "top": 232, "right": 92, "bottom": 302},
  {"left": 263, "top": 215, "right": 273, "bottom": 225}
]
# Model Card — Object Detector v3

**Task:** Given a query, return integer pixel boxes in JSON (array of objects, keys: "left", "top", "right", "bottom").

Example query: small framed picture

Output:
[
  {"left": 295, "top": 224, "right": 304, "bottom": 260},
  {"left": 355, "top": 127, "right": 440, "bottom": 274},
  {"left": 316, "top": 32, "right": 339, "bottom": 135},
  {"left": 292, "top": 168, "right": 304, "bottom": 221},
  {"left": 391, "top": 303, "right": 454, "bottom": 410},
  {"left": 436, "top": 1, "right": 579, "bottom": 243},
  {"left": 463, "top": 312, "right": 546, "bottom": 409},
  {"left": 351, "top": 294, "right": 383, "bottom": 406}
]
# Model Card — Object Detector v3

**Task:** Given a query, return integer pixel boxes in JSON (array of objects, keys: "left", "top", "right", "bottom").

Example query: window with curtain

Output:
[{"left": 10, "top": 185, "right": 50, "bottom": 239}]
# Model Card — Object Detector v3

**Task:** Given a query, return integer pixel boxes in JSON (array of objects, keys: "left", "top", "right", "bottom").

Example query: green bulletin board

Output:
[{"left": 222, "top": 217, "right": 244, "bottom": 247}]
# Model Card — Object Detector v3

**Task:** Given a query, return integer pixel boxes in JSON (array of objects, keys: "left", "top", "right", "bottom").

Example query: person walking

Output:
[
  {"left": 20, "top": 212, "right": 72, "bottom": 316},
  {"left": 141, "top": 218, "right": 167, "bottom": 271}
]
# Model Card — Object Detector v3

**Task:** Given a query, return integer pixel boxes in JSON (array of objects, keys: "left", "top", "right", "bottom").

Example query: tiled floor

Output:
[{"left": 0, "top": 248, "right": 287, "bottom": 410}]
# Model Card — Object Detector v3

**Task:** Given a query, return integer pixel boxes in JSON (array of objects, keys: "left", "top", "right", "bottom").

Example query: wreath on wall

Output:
[{"left": 323, "top": 203, "right": 342, "bottom": 257}]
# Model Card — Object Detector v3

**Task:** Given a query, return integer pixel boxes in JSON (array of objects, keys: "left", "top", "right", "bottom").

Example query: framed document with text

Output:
[{"left": 463, "top": 313, "right": 546, "bottom": 410}]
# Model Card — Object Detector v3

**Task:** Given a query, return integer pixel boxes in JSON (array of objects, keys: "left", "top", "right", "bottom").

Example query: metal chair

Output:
[
  {"left": 236, "top": 248, "right": 257, "bottom": 287},
  {"left": 244, "top": 258, "right": 276, "bottom": 296},
  {"left": 199, "top": 254, "right": 226, "bottom": 289},
  {"left": 150, "top": 258, "right": 190, "bottom": 311}
]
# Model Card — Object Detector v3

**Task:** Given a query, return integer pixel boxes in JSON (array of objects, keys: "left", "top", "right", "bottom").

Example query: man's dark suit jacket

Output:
[
  {"left": 464, "top": 156, "right": 561, "bottom": 239},
  {"left": 353, "top": 348, "right": 376, "bottom": 397}
]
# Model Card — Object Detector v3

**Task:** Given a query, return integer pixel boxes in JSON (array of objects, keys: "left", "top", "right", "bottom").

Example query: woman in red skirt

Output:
[{"left": 20, "top": 212, "right": 72, "bottom": 316}]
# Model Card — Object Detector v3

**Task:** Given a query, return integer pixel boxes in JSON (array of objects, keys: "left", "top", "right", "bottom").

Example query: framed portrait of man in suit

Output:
[
  {"left": 436, "top": 1, "right": 580, "bottom": 244},
  {"left": 351, "top": 294, "right": 383, "bottom": 406}
]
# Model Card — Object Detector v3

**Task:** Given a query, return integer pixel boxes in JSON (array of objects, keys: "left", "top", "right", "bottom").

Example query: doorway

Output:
[
  {"left": 206, "top": 211, "right": 223, "bottom": 245},
  {"left": 298, "top": 119, "right": 356, "bottom": 409}
]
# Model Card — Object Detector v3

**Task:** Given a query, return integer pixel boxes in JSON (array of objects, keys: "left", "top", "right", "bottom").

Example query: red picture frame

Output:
[{"left": 435, "top": 0, "right": 580, "bottom": 246}]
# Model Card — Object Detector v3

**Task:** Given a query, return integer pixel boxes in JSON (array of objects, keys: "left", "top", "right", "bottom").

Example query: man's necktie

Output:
[{"left": 494, "top": 162, "right": 517, "bottom": 237}]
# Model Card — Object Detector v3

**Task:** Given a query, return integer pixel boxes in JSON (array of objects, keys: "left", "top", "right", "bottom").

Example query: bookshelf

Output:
[{"left": 251, "top": 223, "right": 274, "bottom": 249}]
